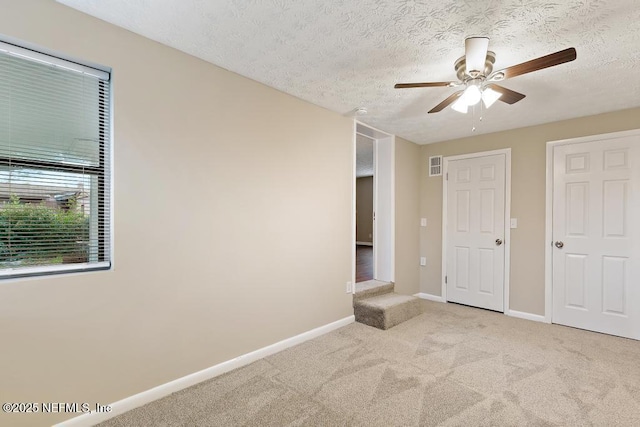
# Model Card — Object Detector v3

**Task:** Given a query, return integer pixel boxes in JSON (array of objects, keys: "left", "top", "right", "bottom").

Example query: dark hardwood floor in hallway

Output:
[{"left": 356, "top": 244, "right": 373, "bottom": 282}]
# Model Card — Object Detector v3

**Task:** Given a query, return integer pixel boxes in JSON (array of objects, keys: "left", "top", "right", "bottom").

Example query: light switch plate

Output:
[
  {"left": 420, "top": 218, "right": 427, "bottom": 227},
  {"left": 420, "top": 257, "right": 426, "bottom": 266},
  {"left": 510, "top": 218, "right": 518, "bottom": 228}
]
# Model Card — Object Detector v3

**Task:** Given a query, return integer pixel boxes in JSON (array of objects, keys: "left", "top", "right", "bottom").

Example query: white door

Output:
[
  {"left": 446, "top": 154, "right": 506, "bottom": 312},
  {"left": 552, "top": 134, "right": 640, "bottom": 339}
]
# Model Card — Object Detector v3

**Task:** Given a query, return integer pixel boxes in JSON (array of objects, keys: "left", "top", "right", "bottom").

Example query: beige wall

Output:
[
  {"left": 395, "top": 137, "right": 421, "bottom": 295},
  {"left": 356, "top": 176, "right": 373, "bottom": 243},
  {"left": 0, "top": 1, "right": 355, "bottom": 426},
  {"left": 420, "top": 107, "right": 640, "bottom": 315}
]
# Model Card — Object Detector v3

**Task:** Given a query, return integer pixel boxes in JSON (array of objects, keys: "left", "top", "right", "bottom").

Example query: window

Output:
[{"left": 0, "top": 40, "right": 111, "bottom": 278}]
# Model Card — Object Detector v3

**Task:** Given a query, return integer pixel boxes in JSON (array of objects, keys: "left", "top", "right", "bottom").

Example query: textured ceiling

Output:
[{"left": 57, "top": 0, "right": 640, "bottom": 144}]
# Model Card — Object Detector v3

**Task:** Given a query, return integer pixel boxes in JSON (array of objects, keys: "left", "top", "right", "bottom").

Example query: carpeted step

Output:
[
  {"left": 354, "top": 292, "right": 423, "bottom": 330},
  {"left": 353, "top": 280, "right": 394, "bottom": 303}
]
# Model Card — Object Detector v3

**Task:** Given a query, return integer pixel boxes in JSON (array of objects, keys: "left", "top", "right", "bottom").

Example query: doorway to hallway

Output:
[{"left": 353, "top": 122, "right": 394, "bottom": 284}]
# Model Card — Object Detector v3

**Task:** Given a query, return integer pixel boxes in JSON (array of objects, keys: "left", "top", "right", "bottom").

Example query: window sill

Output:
[{"left": 0, "top": 261, "right": 111, "bottom": 280}]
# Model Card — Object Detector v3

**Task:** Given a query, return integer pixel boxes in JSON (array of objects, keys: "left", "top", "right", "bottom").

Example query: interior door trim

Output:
[
  {"left": 544, "top": 128, "right": 640, "bottom": 324},
  {"left": 441, "top": 148, "right": 512, "bottom": 313}
]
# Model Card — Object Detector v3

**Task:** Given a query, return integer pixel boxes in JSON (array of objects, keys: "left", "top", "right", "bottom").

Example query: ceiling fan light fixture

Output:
[
  {"left": 451, "top": 97, "right": 468, "bottom": 114},
  {"left": 462, "top": 84, "right": 482, "bottom": 106},
  {"left": 481, "top": 87, "right": 502, "bottom": 108}
]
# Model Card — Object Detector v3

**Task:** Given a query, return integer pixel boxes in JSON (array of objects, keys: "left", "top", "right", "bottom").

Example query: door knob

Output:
[
  {"left": 555, "top": 241, "right": 564, "bottom": 249},
  {"left": 495, "top": 239, "right": 503, "bottom": 246}
]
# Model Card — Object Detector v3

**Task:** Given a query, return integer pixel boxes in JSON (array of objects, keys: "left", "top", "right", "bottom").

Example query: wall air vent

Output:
[{"left": 429, "top": 155, "right": 443, "bottom": 177}]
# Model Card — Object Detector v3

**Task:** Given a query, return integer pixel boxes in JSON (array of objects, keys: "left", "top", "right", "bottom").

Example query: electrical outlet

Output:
[
  {"left": 420, "top": 257, "right": 427, "bottom": 266},
  {"left": 346, "top": 281, "right": 352, "bottom": 293}
]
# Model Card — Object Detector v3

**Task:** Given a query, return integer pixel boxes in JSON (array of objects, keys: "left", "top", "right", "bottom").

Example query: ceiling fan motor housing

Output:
[{"left": 454, "top": 51, "right": 496, "bottom": 81}]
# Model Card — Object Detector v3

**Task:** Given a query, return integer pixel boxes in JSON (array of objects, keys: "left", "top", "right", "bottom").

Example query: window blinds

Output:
[{"left": 0, "top": 41, "right": 111, "bottom": 278}]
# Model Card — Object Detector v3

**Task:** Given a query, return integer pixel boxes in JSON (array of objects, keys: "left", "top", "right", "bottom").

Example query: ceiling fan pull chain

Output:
[{"left": 472, "top": 104, "right": 476, "bottom": 132}]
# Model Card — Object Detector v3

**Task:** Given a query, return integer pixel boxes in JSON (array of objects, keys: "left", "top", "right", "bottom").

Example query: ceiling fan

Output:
[{"left": 395, "top": 37, "right": 577, "bottom": 114}]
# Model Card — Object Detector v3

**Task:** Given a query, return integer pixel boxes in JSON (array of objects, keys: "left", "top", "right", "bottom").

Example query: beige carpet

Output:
[{"left": 99, "top": 301, "right": 640, "bottom": 426}]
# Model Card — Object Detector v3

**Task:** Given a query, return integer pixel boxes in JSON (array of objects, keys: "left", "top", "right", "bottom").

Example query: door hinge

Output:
[
  {"left": 445, "top": 275, "right": 448, "bottom": 284},
  {"left": 446, "top": 172, "right": 449, "bottom": 180}
]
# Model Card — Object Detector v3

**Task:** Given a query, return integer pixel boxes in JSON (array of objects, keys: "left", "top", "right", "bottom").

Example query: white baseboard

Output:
[
  {"left": 412, "top": 295, "right": 545, "bottom": 323},
  {"left": 55, "top": 315, "right": 355, "bottom": 427},
  {"left": 414, "top": 292, "right": 445, "bottom": 303},
  {"left": 505, "top": 309, "right": 545, "bottom": 323},
  {"left": 355, "top": 241, "right": 373, "bottom": 246}
]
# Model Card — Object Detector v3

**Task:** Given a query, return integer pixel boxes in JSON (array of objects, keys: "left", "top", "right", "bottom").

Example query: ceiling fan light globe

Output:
[
  {"left": 482, "top": 87, "right": 502, "bottom": 108},
  {"left": 463, "top": 84, "right": 482, "bottom": 105},
  {"left": 451, "top": 97, "right": 468, "bottom": 113}
]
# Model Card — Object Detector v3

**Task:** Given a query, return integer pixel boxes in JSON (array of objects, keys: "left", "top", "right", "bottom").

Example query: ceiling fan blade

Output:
[
  {"left": 428, "top": 91, "right": 463, "bottom": 114},
  {"left": 395, "top": 82, "right": 453, "bottom": 89},
  {"left": 494, "top": 47, "right": 577, "bottom": 80},
  {"left": 465, "top": 37, "right": 489, "bottom": 75},
  {"left": 485, "top": 84, "right": 526, "bottom": 104}
]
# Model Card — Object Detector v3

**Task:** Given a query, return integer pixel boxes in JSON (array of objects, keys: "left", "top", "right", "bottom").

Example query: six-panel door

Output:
[
  {"left": 552, "top": 135, "right": 640, "bottom": 339},
  {"left": 446, "top": 154, "right": 506, "bottom": 312}
]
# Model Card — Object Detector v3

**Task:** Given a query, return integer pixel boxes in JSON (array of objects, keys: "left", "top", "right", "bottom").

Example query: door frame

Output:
[
  {"left": 544, "top": 128, "right": 640, "bottom": 323},
  {"left": 441, "top": 148, "right": 512, "bottom": 312},
  {"left": 373, "top": 134, "right": 395, "bottom": 282},
  {"left": 352, "top": 121, "right": 395, "bottom": 285}
]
